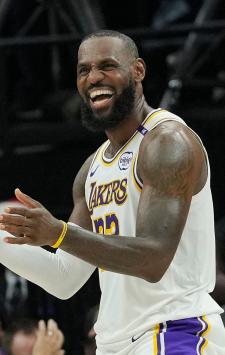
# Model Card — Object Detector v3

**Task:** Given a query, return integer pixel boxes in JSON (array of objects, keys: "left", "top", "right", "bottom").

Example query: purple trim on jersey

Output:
[
  {"left": 156, "top": 317, "right": 208, "bottom": 354},
  {"left": 198, "top": 317, "right": 208, "bottom": 337},
  {"left": 137, "top": 125, "right": 148, "bottom": 136},
  {"left": 198, "top": 317, "right": 209, "bottom": 353},
  {"left": 156, "top": 333, "right": 161, "bottom": 354},
  {"left": 199, "top": 338, "right": 207, "bottom": 354}
]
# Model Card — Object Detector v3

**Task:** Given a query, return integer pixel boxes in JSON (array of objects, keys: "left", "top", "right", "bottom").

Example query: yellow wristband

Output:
[{"left": 51, "top": 220, "right": 68, "bottom": 249}]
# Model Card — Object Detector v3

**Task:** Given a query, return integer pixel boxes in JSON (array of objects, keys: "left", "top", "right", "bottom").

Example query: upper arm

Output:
[
  {"left": 136, "top": 121, "right": 207, "bottom": 275},
  {"left": 69, "top": 153, "right": 95, "bottom": 230}
]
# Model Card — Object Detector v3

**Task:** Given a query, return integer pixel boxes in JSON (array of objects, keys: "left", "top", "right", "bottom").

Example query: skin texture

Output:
[
  {"left": 11, "top": 332, "right": 36, "bottom": 355},
  {"left": 0, "top": 35, "right": 207, "bottom": 282},
  {"left": 32, "top": 319, "right": 64, "bottom": 355},
  {"left": 10, "top": 319, "right": 64, "bottom": 355}
]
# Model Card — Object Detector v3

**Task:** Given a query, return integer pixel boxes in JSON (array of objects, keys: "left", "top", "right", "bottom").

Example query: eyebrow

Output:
[{"left": 77, "top": 57, "right": 119, "bottom": 67}]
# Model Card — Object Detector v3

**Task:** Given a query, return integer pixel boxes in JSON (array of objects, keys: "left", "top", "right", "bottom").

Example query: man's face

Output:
[
  {"left": 77, "top": 37, "right": 136, "bottom": 132},
  {"left": 11, "top": 331, "right": 36, "bottom": 355}
]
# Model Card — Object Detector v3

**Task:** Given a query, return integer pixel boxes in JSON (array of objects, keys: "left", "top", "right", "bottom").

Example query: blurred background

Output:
[{"left": 0, "top": 0, "right": 224, "bottom": 353}]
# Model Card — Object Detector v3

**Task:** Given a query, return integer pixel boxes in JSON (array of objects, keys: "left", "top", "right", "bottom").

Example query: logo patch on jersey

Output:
[
  {"left": 137, "top": 125, "right": 148, "bottom": 136},
  {"left": 131, "top": 330, "right": 148, "bottom": 342},
  {"left": 118, "top": 152, "right": 133, "bottom": 171}
]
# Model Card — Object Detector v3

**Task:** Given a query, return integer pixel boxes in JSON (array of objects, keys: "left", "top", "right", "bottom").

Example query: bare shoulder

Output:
[
  {"left": 138, "top": 121, "right": 207, "bottom": 196},
  {"left": 72, "top": 152, "right": 96, "bottom": 202},
  {"left": 69, "top": 152, "right": 96, "bottom": 228}
]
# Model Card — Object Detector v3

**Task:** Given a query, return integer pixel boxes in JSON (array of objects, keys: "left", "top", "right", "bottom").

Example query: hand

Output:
[
  {"left": 0, "top": 188, "right": 63, "bottom": 246},
  {"left": 32, "top": 319, "right": 65, "bottom": 355}
]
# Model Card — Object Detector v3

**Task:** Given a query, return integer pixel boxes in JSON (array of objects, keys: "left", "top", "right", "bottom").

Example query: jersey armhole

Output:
[{"left": 132, "top": 153, "right": 143, "bottom": 192}]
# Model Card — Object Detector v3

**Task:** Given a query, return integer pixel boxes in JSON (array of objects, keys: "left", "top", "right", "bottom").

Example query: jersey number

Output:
[{"left": 94, "top": 213, "right": 119, "bottom": 235}]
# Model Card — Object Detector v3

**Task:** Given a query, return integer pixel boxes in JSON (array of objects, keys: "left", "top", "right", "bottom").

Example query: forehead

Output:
[
  {"left": 12, "top": 332, "right": 36, "bottom": 355},
  {"left": 78, "top": 36, "right": 128, "bottom": 64}
]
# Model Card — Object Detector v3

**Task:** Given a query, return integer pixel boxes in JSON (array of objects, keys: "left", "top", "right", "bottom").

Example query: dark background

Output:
[{"left": 0, "top": 0, "right": 224, "bottom": 353}]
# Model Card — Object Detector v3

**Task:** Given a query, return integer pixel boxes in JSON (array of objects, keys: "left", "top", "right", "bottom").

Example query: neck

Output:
[{"left": 105, "top": 97, "right": 153, "bottom": 155}]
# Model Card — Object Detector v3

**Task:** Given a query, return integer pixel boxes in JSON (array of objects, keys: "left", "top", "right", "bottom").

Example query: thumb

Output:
[{"left": 15, "top": 188, "right": 42, "bottom": 208}]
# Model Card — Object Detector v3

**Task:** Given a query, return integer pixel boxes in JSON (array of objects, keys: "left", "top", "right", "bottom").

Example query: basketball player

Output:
[{"left": 0, "top": 30, "right": 225, "bottom": 354}]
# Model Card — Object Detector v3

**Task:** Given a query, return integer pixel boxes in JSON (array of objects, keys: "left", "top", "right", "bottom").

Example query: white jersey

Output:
[{"left": 85, "top": 108, "right": 223, "bottom": 349}]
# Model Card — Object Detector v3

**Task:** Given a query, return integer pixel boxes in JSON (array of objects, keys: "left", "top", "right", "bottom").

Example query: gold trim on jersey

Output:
[
  {"left": 200, "top": 315, "right": 211, "bottom": 354},
  {"left": 153, "top": 324, "right": 160, "bottom": 355},
  {"left": 132, "top": 155, "right": 142, "bottom": 192},
  {"left": 100, "top": 109, "right": 163, "bottom": 166},
  {"left": 88, "top": 146, "right": 102, "bottom": 173},
  {"left": 91, "top": 141, "right": 109, "bottom": 168},
  {"left": 145, "top": 109, "right": 167, "bottom": 126}
]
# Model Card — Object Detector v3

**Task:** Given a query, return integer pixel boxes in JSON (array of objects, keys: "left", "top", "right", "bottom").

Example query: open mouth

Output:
[{"left": 89, "top": 89, "right": 114, "bottom": 110}]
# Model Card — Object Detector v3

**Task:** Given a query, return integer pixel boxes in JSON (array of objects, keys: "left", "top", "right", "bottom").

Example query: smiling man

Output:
[
  {"left": 0, "top": 30, "right": 225, "bottom": 354},
  {"left": 77, "top": 33, "right": 138, "bottom": 133}
]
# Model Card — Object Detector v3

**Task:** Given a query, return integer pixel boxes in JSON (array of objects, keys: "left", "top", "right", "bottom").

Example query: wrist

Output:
[
  {"left": 50, "top": 221, "right": 81, "bottom": 249},
  {"left": 51, "top": 220, "right": 68, "bottom": 248}
]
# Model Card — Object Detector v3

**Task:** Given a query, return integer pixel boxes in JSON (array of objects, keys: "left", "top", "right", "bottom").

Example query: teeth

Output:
[{"left": 90, "top": 89, "right": 113, "bottom": 99}]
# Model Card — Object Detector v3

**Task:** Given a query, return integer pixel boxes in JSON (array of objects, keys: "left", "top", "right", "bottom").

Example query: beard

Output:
[{"left": 80, "top": 79, "right": 136, "bottom": 133}]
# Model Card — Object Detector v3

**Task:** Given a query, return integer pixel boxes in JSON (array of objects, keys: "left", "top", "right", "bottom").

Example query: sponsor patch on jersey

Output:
[{"left": 118, "top": 152, "right": 133, "bottom": 170}]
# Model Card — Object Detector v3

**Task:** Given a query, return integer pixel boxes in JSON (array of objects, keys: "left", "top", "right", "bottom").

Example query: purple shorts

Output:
[
  {"left": 154, "top": 316, "right": 211, "bottom": 354},
  {"left": 96, "top": 313, "right": 225, "bottom": 354}
]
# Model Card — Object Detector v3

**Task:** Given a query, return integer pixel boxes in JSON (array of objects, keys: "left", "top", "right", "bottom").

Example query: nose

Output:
[{"left": 88, "top": 67, "right": 105, "bottom": 84}]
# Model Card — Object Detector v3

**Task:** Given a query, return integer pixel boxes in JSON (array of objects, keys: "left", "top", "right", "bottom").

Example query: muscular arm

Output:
[
  {"left": 59, "top": 122, "right": 206, "bottom": 281},
  {"left": 0, "top": 154, "right": 96, "bottom": 298},
  {"left": 0, "top": 122, "right": 207, "bottom": 282}
]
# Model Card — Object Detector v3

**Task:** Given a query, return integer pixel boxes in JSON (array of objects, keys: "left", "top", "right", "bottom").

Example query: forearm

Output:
[
  {"left": 0, "top": 232, "right": 95, "bottom": 299},
  {"left": 61, "top": 224, "right": 164, "bottom": 281}
]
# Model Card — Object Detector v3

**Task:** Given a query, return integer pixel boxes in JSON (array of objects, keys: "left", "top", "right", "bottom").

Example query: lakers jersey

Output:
[{"left": 85, "top": 108, "right": 222, "bottom": 348}]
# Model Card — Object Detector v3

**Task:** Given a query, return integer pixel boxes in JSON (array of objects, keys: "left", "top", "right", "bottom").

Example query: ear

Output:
[{"left": 133, "top": 58, "right": 146, "bottom": 82}]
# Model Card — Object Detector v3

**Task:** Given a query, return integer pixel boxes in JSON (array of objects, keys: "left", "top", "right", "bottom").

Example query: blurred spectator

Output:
[
  {"left": 83, "top": 305, "right": 98, "bottom": 355},
  {"left": 0, "top": 318, "right": 6, "bottom": 355},
  {"left": 3, "top": 318, "right": 64, "bottom": 355}
]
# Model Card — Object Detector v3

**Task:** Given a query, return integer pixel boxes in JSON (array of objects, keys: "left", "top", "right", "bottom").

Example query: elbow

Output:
[
  {"left": 141, "top": 271, "right": 164, "bottom": 283},
  {"left": 139, "top": 260, "right": 169, "bottom": 283},
  {"left": 54, "top": 293, "right": 73, "bottom": 300},
  {"left": 142, "top": 273, "right": 164, "bottom": 283},
  {"left": 46, "top": 286, "right": 76, "bottom": 300},
  {"left": 138, "top": 247, "right": 174, "bottom": 283}
]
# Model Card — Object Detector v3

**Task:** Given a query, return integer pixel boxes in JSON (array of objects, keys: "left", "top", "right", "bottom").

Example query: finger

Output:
[
  {"left": 0, "top": 223, "right": 31, "bottom": 236},
  {"left": 0, "top": 214, "right": 30, "bottom": 226},
  {"left": 1, "top": 232, "right": 25, "bottom": 238},
  {"left": 3, "top": 207, "right": 33, "bottom": 218},
  {"left": 4, "top": 235, "right": 32, "bottom": 245},
  {"left": 37, "top": 320, "right": 46, "bottom": 337},
  {"left": 47, "top": 319, "right": 64, "bottom": 349},
  {"left": 15, "top": 188, "right": 42, "bottom": 209},
  {"left": 47, "top": 319, "right": 57, "bottom": 336}
]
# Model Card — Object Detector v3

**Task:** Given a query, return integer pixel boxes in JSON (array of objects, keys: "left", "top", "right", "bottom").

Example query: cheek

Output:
[
  {"left": 77, "top": 79, "right": 85, "bottom": 97},
  {"left": 114, "top": 69, "right": 133, "bottom": 85}
]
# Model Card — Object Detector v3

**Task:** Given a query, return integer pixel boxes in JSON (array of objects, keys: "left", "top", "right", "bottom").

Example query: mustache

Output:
[{"left": 86, "top": 83, "right": 114, "bottom": 91}]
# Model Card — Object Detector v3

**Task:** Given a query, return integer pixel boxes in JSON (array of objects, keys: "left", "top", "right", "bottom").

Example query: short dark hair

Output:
[
  {"left": 81, "top": 30, "right": 139, "bottom": 60},
  {"left": 3, "top": 318, "right": 38, "bottom": 354}
]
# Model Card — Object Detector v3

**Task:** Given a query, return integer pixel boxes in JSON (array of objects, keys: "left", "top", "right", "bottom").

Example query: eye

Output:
[
  {"left": 101, "top": 63, "right": 117, "bottom": 70},
  {"left": 78, "top": 67, "right": 89, "bottom": 76}
]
